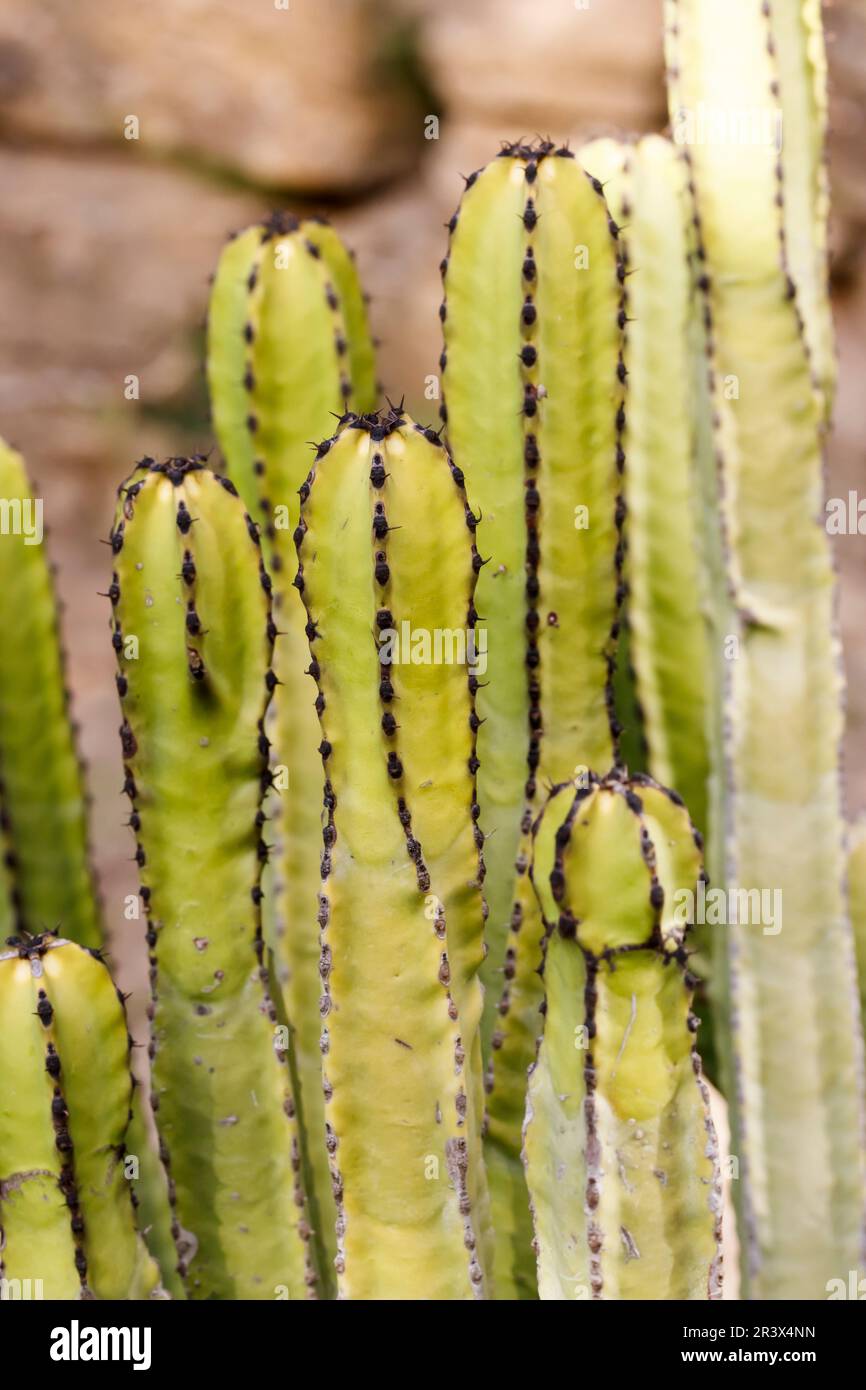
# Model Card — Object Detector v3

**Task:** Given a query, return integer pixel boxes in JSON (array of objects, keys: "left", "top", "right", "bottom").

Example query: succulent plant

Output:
[
  {"left": 440, "top": 139, "right": 625, "bottom": 1297},
  {"left": 109, "top": 456, "right": 316, "bottom": 1299},
  {"left": 666, "top": 0, "right": 865, "bottom": 1298},
  {"left": 524, "top": 771, "right": 722, "bottom": 1300},
  {"left": 295, "top": 405, "right": 492, "bottom": 1298},
  {"left": 207, "top": 217, "right": 377, "bottom": 1283},
  {"left": 0, "top": 439, "right": 101, "bottom": 949},
  {"left": 0, "top": 931, "right": 161, "bottom": 1299}
]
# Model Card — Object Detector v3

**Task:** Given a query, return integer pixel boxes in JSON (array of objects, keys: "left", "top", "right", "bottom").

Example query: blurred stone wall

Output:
[{"left": 0, "top": 0, "right": 863, "bottom": 1006}]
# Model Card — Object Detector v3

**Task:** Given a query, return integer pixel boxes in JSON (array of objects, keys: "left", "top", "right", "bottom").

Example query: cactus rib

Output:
[
  {"left": 523, "top": 773, "right": 722, "bottom": 1300},
  {"left": 109, "top": 457, "right": 315, "bottom": 1300},
  {"left": 296, "top": 407, "right": 491, "bottom": 1299}
]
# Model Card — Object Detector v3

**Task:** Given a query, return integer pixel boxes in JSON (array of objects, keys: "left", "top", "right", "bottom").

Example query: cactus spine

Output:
[
  {"left": 0, "top": 933, "right": 161, "bottom": 1299},
  {"left": 667, "top": 0, "right": 866, "bottom": 1297},
  {"left": 441, "top": 141, "right": 624, "bottom": 1297},
  {"left": 109, "top": 458, "right": 315, "bottom": 1299},
  {"left": 0, "top": 439, "right": 101, "bottom": 947},
  {"left": 523, "top": 774, "right": 722, "bottom": 1300},
  {"left": 295, "top": 407, "right": 491, "bottom": 1299},
  {"left": 207, "top": 217, "right": 376, "bottom": 1283}
]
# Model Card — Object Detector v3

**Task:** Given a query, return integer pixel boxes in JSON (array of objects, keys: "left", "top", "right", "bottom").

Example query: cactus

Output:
[
  {"left": 848, "top": 821, "right": 866, "bottom": 1039},
  {"left": 0, "top": 439, "right": 101, "bottom": 947},
  {"left": 440, "top": 140, "right": 625, "bottom": 1296},
  {"left": 295, "top": 405, "right": 492, "bottom": 1299},
  {"left": 523, "top": 772, "right": 722, "bottom": 1300},
  {"left": 207, "top": 216, "right": 377, "bottom": 1281},
  {"left": 109, "top": 456, "right": 316, "bottom": 1300},
  {"left": 0, "top": 931, "right": 161, "bottom": 1299},
  {"left": 666, "top": 0, "right": 866, "bottom": 1298},
  {"left": 579, "top": 136, "right": 711, "bottom": 837}
]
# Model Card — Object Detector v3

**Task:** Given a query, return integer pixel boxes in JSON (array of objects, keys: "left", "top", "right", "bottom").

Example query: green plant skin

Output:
[
  {"left": 0, "top": 934, "right": 161, "bottom": 1299},
  {"left": 110, "top": 458, "right": 316, "bottom": 1300},
  {"left": 667, "top": 0, "right": 866, "bottom": 1299},
  {"left": 581, "top": 136, "right": 711, "bottom": 837},
  {"left": 125, "top": 1094, "right": 186, "bottom": 1300},
  {"left": 441, "top": 141, "right": 624, "bottom": 1298},
  {"left": 207, "top": 218, "right": 376, "bottom": 1288},
  {"left": 523, "top": 774, "right": 722, "bottom": 1301},
  {"left": 768, "top": 0, "right": 835, "bottom": 420},
  {"left": 296, "top": 408, "right": 492, "bottom": 1299},
  {"left": 0, "top": 439, "right": 101, "bottom": 948},
  {"left": 848, "top": 821, "right": 866, "bottom": 1035}
]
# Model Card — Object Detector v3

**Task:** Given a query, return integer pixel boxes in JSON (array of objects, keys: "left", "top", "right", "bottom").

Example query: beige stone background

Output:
[{"left": 0, "top": 0, "right": 864, "bottom": 1046}]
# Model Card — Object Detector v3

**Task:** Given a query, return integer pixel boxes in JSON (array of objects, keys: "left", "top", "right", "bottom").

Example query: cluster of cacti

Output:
[{"left": 1, "top": 0, "right": 863, "bottom": 1303}]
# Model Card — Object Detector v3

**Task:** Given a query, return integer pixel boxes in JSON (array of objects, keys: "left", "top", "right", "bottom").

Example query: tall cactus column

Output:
[
  {"left": 524, "top": 774, "right": 722, "bottom": 1300},
  {"left": 441, "top": 140, "right": 624, "bottom": 1296},
  {"left": 0, "top": 439, "right": 101, "bottom": 947},
  {"left": 109, "top": 457, "right": 316, "bottom": 1299},
  {"left": 296, "top": 407, "right": 492, "bottom": 1299},
  {"left": 207, "top": 218, "right": 376, "bottom": 1281},
  {"left": 667, "top": 0, "right": 866, "bottom": 1298},
  {"left": 0, "top": 932, "right": 161, "bottom": 1299}
]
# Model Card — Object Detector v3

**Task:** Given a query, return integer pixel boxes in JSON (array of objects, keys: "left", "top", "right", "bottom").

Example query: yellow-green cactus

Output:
[
  {"left": 0, "top": 439, "right": 101, "bottom": 947},
  {"left": 847, "top": 820, "right": 866, "bottom": 1054},
  {"left": 523, "top": 773, "right": 722, "bottom": 1300},
  {"left": 580, "top": 136, "right": 711, "bottom": 837},
  {"left": 109, "top": 457, "right": 316, "bottom": 1300},
  {"left": 0, "top": 932, "right": 161, "bottom": 1299},
  {"left": 207, "top": 217, "right": 377, "bottom": 1283},
  {"left": 667, "top": 0, "right": 866, "bottom": 1299},
  {"left": 296, "top": 406, "right": 492, "bottom": 1299},
  {"left": 440, "top": 139, "right": 625, "bottom": 1298}
]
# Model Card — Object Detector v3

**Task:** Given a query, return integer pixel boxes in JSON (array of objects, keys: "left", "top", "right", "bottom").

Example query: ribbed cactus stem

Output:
[
  {"left": 523, "top": 773, "right": 722, "bottom": 1300},
  {"left": 441, "top": 139, "right": 625, "bottom": 1297},
  {"left": 0, "top": 932, "right": 161, "bottom": 1299},
  {"left": 207, "top": 218, "right": 377, "bottom": 1285},
  {"left": 580, "top": 136, "right": 711, "bottom": 836},
  {"left": 109, "top": 457, "right": 315, "bottom": 1300},
  {"left": 0, "top": 439, "right": 101, "bottom": 947},
  {"left": 666, "top": 0, "right": 866, "bottom": 1298},
  {"left": 296, "top": 406, "right": 491, "bottom": 1299}
]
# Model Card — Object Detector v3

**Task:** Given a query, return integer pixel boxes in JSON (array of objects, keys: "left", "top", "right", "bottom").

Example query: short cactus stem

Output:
[
  {"left": 296, "top": 406, "right": 492, "bottom": 1299},
  {"left": 0, "top": 932, "right": 161, "bottom": 1299},
  {"left": 109, "top": 457, "right": 316, "bottom": 1300},
  {"left": 0, "top": 438, "right": 101, "bottom": 948},
  {"left": 523, "top": 772, "right": 722, "bottom": 1300},
  {"left": 441, "top": 139, "right": 625, "bottom": 1297},
  {"left": 207, "top": 217, "right": 377, "bottom": 1287}
]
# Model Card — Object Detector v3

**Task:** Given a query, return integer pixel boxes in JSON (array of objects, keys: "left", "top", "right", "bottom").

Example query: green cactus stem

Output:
[
  {"left": 580, "top": 136, "right": 711, "bottom": 837},
  {"left": 847, "top": 820, "right": 866, "bottom": 1046},
  {"left": 0, "top": 932, "right": 161, "bottom": 1299},
  {"left": 207, "top": 217, "right": 377, "bottom": 1285},
  {"left": 440, "top": 139, "right": 625, "bottom": 1298},
  {"left": 523, "top": 773, "right": 722, "bottom": 1300},
  {"left": 109, "top": 457, "right": 316, "bottom": 1300},
  {"left": 666, "top": 0, "right": 866, "bottom": 1298},
  {"left": 296, "top": 406, "right": 492, "bottom": 1299},
  {"left": 0, "top": 439, "right": 101, "bottom": 947}
]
